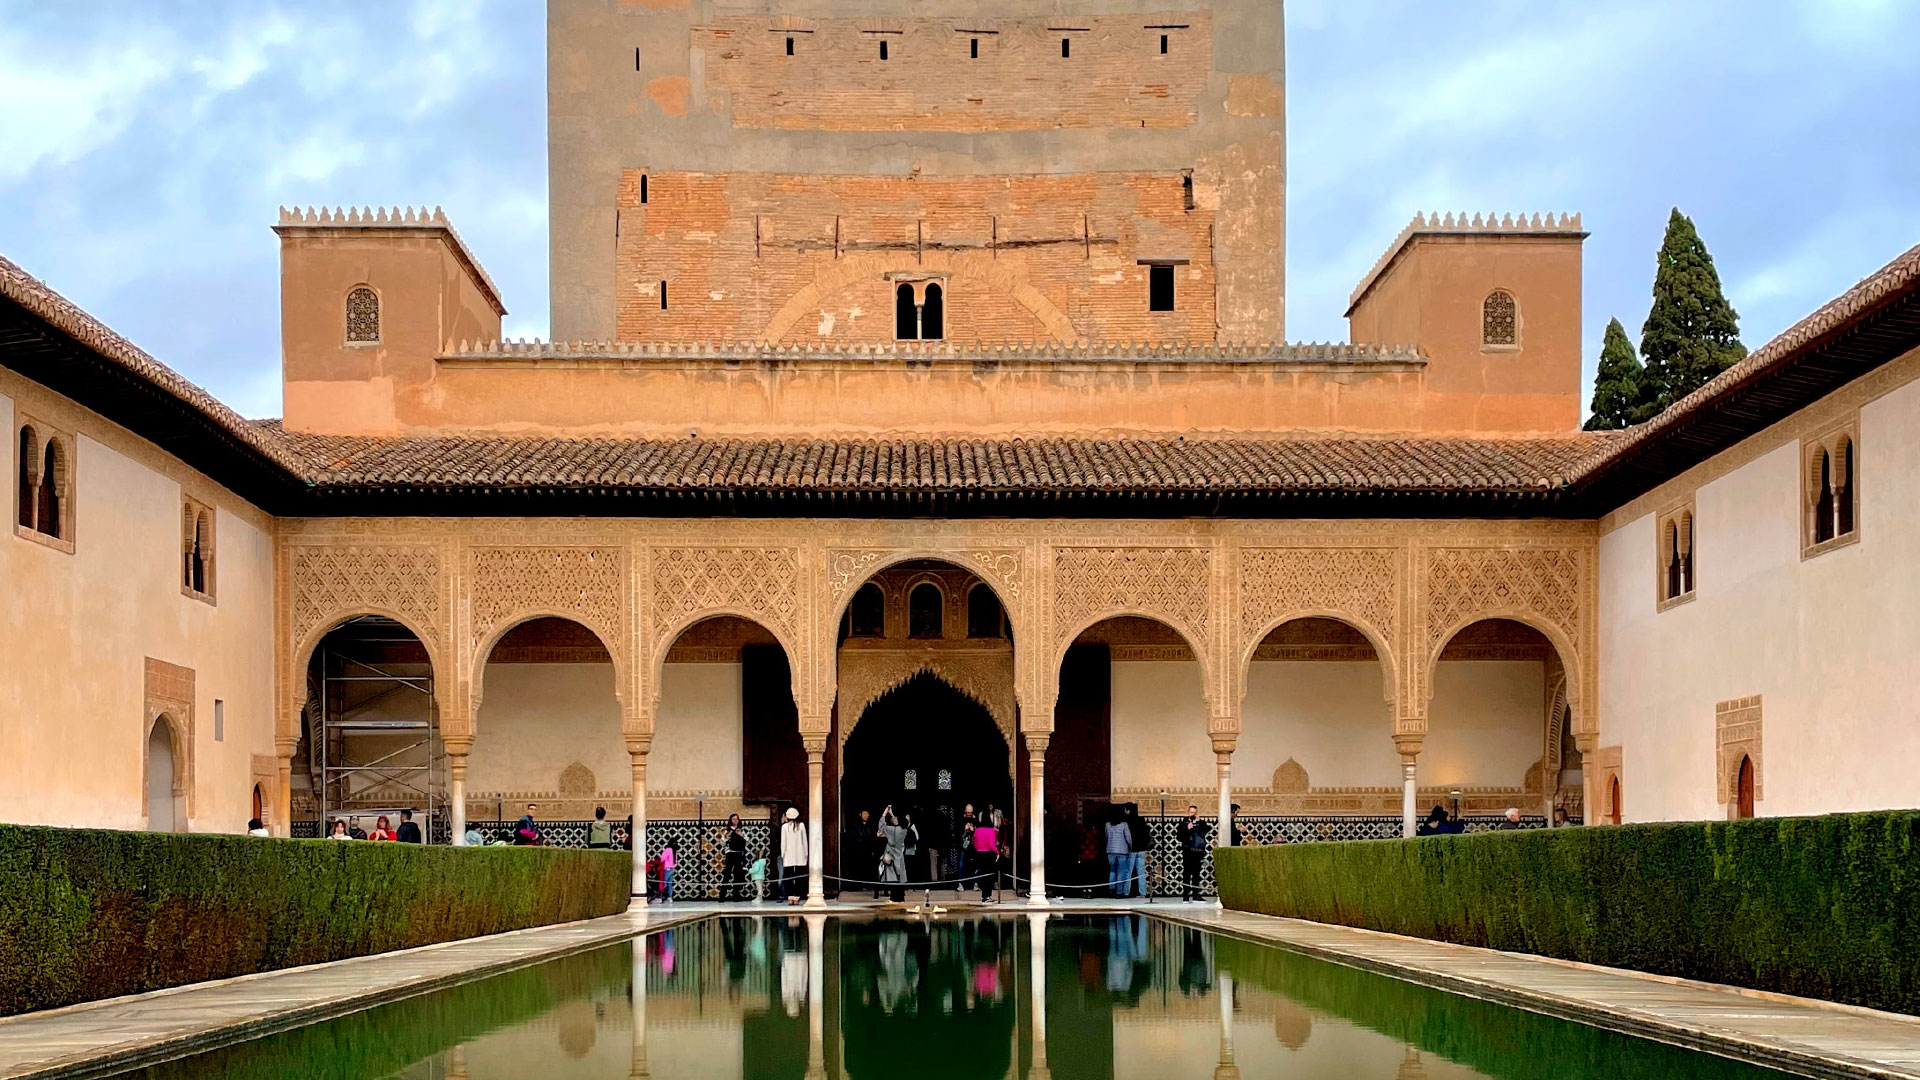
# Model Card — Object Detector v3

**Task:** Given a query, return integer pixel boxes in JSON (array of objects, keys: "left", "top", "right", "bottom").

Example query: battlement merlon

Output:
[
  {"left": 1348, "top": 212, "right": 1586, "bottom": 315},
  {"left": 274, "top": 205, "right": 506, "bottom": 317}
]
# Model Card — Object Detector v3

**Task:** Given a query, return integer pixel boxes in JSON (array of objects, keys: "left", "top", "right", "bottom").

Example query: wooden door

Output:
[{"left": 1736, "top": 756, "right": 1756, "bottom": 819}]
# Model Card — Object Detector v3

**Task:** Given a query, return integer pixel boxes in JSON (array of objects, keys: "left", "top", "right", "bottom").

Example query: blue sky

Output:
[{"left": 2, "top": 0, "right": 1916, "bottom": 420}]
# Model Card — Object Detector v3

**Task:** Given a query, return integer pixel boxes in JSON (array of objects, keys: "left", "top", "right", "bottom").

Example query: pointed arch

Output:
[{"left": 1237, "top": 609, "right": 1397, "bottom": 706}]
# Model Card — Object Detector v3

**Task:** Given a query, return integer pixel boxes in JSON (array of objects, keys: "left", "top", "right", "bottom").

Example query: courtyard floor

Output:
[{"left": 0, "top": 897, "right": 1914, "bottom": 1080}]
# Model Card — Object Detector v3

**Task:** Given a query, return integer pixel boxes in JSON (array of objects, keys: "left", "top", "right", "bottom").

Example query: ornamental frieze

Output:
[{"left": 288, "top": 542, "right": 445, "bottom": 655}]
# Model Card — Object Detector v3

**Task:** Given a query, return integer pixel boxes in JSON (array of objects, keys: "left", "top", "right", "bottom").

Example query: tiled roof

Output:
[{"left": 266, "top": 422, "right": 1619, "bottom": 495}]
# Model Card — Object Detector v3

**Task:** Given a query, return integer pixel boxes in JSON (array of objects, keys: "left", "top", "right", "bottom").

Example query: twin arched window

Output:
[
  {"left": 1482, "top": 290, "right": 1517, "bottom": 346},
  {"left": 894, "top": 281, "right": 945, "bottom": 341},
  {"left": 1811, "top": 438, "right": 1856, "bottom": 546},
  {"left": 345, "top": 286, "right": 380, "bottom": 343},
  {"left": 16, "top": 424, "right": 70, "bottom": 543},
  {"left": 1661, "top": 511, "right": 1694, "bottom": 602},
  {"left": 182, "top": 497, "right": 215, "bottom": 600}
]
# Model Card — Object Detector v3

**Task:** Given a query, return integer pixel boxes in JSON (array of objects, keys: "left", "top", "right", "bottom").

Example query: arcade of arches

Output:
[{"left": 279, "top": 519, "right": 1599, "bottom": 903}]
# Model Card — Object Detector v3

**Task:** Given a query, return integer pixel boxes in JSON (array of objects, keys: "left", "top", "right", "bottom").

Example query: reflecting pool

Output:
[{"left": 123, "top": 915, "right": 1799, "bottom": 1079}]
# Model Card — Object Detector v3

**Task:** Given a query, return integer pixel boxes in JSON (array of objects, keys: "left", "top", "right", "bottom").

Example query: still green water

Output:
[{"left": 125, "top": 915, "right": 1797, "bottom": 1080}]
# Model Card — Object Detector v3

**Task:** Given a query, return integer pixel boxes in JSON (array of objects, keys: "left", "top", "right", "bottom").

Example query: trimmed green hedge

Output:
[
  {"left": 1214, "top": 811, "right": 1920, "bottom": 1014},
  {"left": 0, "top": 825, "right": 631, "bottom": 1015}
]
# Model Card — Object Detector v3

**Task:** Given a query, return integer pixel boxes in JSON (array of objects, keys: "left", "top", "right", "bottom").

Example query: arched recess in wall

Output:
[
  {"left": 759, "top": 253, "right": 1079, "bottom": 343},
  {"left": 471, "top": 616, "right": 626, "bottom": 828},
  {"left": 145, "top": 713, "right": 185, "bottom": 833},
  {"left": 1423, "top": 618, "right": 1576, "bottom": 820},
  {"left": 1236, "top": 617, "right": 1397, "bottom": 809},
  {"left": 15, "top": 424, "right": 36, "bottom": 529},
  {"left": 654, "top": 613, "right": 805, "bottom": 894},
  {"left": 295, "top": 614, "right": 440, "bottom": 833},
  {"left": 37, "top": 436, "right": 66, "bottom": 538}
]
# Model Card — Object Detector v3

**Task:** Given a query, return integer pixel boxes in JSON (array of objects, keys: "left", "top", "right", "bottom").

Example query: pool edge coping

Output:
[{"left": 1150, "top": 908, "right": 1920, "bottom": 1080}]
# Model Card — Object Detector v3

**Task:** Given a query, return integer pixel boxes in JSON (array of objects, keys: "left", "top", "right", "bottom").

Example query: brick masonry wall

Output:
[
  {"left": 614, "top": 170, "right": 1218, "bottom": 343},
  {"left": 697, "top": 14, "right": 1210, "bottom": 132}
]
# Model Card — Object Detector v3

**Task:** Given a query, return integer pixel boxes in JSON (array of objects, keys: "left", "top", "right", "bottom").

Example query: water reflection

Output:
[{"left": 132, "top": 915, "right": 1797, "bottom": 1080}]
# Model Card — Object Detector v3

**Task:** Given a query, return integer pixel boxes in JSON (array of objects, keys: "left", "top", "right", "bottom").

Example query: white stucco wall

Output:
[
  {"left": 1239, "top": 660, "right": 1398, "bottom": 789},
  {"left": 1598, "top": 372, "right": 1920, "bottom": 822},
  {"left": 1110, "top": 660, "right": 1214, "bottom": 791},
  {"left": 652, "top": 662, "right": 743, "bottom": 795},
  {"left": 470, "top": 662, "right": 627, "bottom": 796},
  {"left": 1422, "top": 661, "right": 1546, "bottom": 790},
  {"left": 0, "top": 383, "right": 277, "bottom": 833}
]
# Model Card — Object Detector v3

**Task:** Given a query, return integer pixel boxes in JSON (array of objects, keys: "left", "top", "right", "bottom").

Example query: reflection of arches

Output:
[{"left": 145, "top": 714, "right": 185, "bottom": 832}]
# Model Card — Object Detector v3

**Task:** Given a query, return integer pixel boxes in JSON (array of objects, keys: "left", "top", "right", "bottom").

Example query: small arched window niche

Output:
[
  {"left": 966, "top": 583, "right": 1005, "bottom": 639},
  {"left": 908, "top": 582, "right": 944, "bottom": 639},
  {"left": 14, "top": 418, "right": 74, "bottom": 552},
  {"left": 1482, "top": 289, "right": 1518, "bottom": 348},
  {"left": 846, "top": 583, "right": 886, "bottom": 639},
  {"left": 181, "top": 495, "right": 216, "bottom": 603},
  {"left": 1655, "top": 500, "right": 1695, "bottom": 609},
  {"left": 890, "top": 276, "right": 948, "bottom": 342},
  {"left": 345, "top": 285, "right": 381, "bottom": 344},
  {"left": 1802, "top": 418, "right": 1860, "bottom": 558}
]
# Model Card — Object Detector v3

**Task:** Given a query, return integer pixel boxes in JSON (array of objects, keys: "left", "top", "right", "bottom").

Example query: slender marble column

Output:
[
  {"left": 630, "top": 936, "right": 649, "bottom": 1078},
  {"left": 1214, "top": 749, "right": 1233, "bottom": 850},
  {"left": 629, "top": 745, "right": 650, "bottom": 896},
  {"left": 1029, "top": 913, "right": 1050, "bottom": 1078},
  {"left": 805, "top": 736, "right": 827, "bottom": 909},
  {"left": 274, "top": 736, "right": 296, "bottom": 838},
  {"left": 806, "top": 914, "right": 827, "bottom": 1079},
  {"left": 446, "top": 739, "right": 470, "bottom": 846},
  {"left": 1401, "top": 757, "right": 1419, "bottom": 838},
  {"left": 1026, "top": 735, "right": 1050, "bottom": 907}
]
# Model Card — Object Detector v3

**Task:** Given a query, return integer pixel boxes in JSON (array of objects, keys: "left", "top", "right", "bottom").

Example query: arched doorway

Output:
[
  {"left": 1735, "top": 755, "right": 1756, "bottom": 820},
  {"left": 1426, "top": 618, "right": 1571, "bottom": 825},
  {"left": 146, "top": 717, "right": 180, "bottom": 832},
  {"left": 842, "top": 673, "right": 1010, "bottom": 886},
  {"left": 251, "top": 784, "right": 265, "bottom": 824},
  {"left": 299, "top": 615, "right": 438, "bottom": 839},
  {"left": 1609, "top": 776, "right": 1623, "bottom": 825}
]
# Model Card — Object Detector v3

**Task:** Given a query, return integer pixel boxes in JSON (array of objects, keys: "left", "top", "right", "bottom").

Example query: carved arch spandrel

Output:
[
  {"left": 821, "top": 545, "right": 1036, "bottom": 719},
  {"left": 1233, "top": 546, "right": 1404, "bottom": 708},
  {"left": 281, "top": 541, "right": 450, "bottom": 742},
  {"left": 646, "top": 545, "right": 808, "bottom": 717},
  {"left": 1048, "top": 545, "right": 1216, "bottom": 720},
  {"left": 466, "top": 545, "right": 631, "bottom": 723},
  {"left": 1417, "top": 543, "right": 1597, "bottom": 737}
]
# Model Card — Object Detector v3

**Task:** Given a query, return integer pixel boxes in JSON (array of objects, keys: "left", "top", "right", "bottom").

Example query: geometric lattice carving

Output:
[
  {"left": 1052, "top": 546, "right": 1211, "bottom": 649},
  {"left": 289, "top": 543, "right": 443, "bottom": 651},
  {"left": 1425, "top": 547, "right": 1582, "bottom": 650},
  {"left": 1240, "top": 547, "right": 1397, "bottom": 646},
  {"left": 1273, "top": 757, "right": 1310, "bottom": 794},
  {"left": 652, "top": 546, "right": 802, "bottom": 646},
  {"left": 471, "top": 546, "right": 626, "bottom": 654},
  {"left": 1482, "top": 289, "right": 1516, "bottom": 346},
  {"left": 558, "top": 761, "right": 596, "bottom": 797},
  {"left": 345, "top": 285, "right": 380, "bottom": 343}
]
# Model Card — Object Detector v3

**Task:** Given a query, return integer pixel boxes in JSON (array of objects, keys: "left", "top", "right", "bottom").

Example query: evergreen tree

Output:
[
  {"left": 1639, "top": 208, "right": 1746, "bottom": 414},
  {"left": 1584, "top": 317, "right": 1645, "bottom": 430}
]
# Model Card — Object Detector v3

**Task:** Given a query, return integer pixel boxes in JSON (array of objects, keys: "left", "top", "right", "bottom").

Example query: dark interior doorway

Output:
[{"left": 841, "top": 673, "right": 1010, "bottom": 882}]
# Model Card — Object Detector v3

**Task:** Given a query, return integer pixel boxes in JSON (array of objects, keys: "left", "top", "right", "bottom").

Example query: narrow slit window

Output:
[
  {"left": 1814, "top": 450, "right": 1835, "bottom": 544},
  {"left": 879, "top": 40, "right": 888, "bottom": 60},
  {"left": 1160, "top": 34, "right": 1169, "bottom": 53},
  {"left": 1148, "top": 264, "right": 1174, "bottom": 312},
  {"left": 786, "top": 36, "right": 794, "bottom": 56},
  {"left": 1062, "top": 38, "right": 1070, "bottom": 58},
  {"left": 635, "top": 46, "right": 641, "bottom": 71},
  {"left": 640, "top": 174, "right": 648, "bottom": 204},
  {"left": 1665, "top": 522, "right": 1682, "bottom": 600},
  {"left": 971, "top": 38, "right": 978, "bottom": 58},
  {"left": 37, "top": 439, "right": 62, "bottom": 539},
  {"left": 1182, "top": 172, "right": 1194, "bottom": 211},
  {"left": 16, "top": 425, "right": 35, "bottom": 530},
  {"left": 1837, "top": 438, "right": 1855, "bottom": 536},
  {"left": 659, "top": 281, "right": 668, "bottom": 310}
]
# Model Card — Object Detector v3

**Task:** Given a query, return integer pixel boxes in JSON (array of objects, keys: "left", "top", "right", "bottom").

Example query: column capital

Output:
[
  {"left": 442, "top": 734, "right": 473, "bottom": 758},
  {"left": 624, "top": 735, "right": 654, "bottom": 757},
  {"left": 1392, "top": 734, "right": 1424, "bottom": 759},
  {"left": 274, "top": 735, "right": 301, "bottom": 759},
  {"left": 1572, "top": 730, "right": 1600, "bottom": 754},
  {"left": 1210, "top": 736, "right": 1237, "bottom": 759},
  {"left": 1026, "top": 733, "right": 1051, "bottom": 756},
  {"left": 802, "top": 734, "right": 829, "bottom": 759}
]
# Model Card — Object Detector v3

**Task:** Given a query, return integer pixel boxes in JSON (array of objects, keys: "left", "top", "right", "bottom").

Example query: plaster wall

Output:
[
  {"left": 469, "top": 662, "right": 629, "bottom": 799},
  {"left": 549, "top": 0, "right": 1285, "bottom": 344},
  {"left": 1597, "top": 367, "right": 1920, "bottom": 821},
  {"left": 652, "top": 662, "right": 744, "bottom": 797},
  {"left": 1110, "top": 660, "right": 1213, "bottom": 792},
  {"left": 1420, "top": 661, "right": 1545, "bottom": 791},
  {"left": 1239, "top": 660, "right": 1398, "bottom": 790},
  {"left": 0, "top": 378, "right": 277, "bottom": 834}
]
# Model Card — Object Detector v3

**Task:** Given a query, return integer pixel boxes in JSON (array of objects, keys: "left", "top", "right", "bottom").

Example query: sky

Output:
[{"left": 2, "top": 1, "right": 1917, "bottom": 420}]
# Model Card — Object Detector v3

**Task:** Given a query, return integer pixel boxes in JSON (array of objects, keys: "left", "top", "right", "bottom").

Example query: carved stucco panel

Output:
[
  {"left": 836, "top": 650, "right": 1018, "bottom": 749},
  {"left": 649, "top": 547, "right": 806, "bottom": 713},
  {"left": 1235, "top": 546, "right": 1401, "bottom": 701},
  {"left": 288, "top": 543, "right": 446, "bottom": 658},
  {"left": 469, "top": 545, "right": 629, "bottom": 692},
  {"left": 1419, "top": 545, "right": 1593, "bottom": 731},
  {"left": 1051, "top": 546, "right": 1212, "bottom": 648}
]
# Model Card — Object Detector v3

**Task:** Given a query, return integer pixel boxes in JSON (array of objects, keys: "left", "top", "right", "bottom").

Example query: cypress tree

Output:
[
  {"left": 1584, "top": 317, "right": 1645, "bottom": 430},
  {"left": 1639, "top": 208, "right": 1746, "bottom": 413}
]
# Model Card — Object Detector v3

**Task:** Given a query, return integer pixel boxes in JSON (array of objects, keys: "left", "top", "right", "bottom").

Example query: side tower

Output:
[
  {"left": 1348, "top": 213, "right": 1587, "bottom": 433},
  {"left": 548, "top": 0, "right": 1285, "bottom": 346}
]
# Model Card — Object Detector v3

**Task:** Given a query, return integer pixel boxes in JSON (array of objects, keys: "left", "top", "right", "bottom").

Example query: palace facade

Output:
[{"left": 5, "top": 0, "right": 1919, "bottom": 903}]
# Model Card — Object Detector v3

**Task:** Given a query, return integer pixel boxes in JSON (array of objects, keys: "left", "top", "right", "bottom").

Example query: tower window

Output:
[
  {"left": 1182, "top": 171, "right": 1194, "bottom": 211},
  {"left": 640, "top": 174, "right": 648, "bottom": 204},
  {"left": 1148, "top": 263, "right": 1175, "bottom": 311},
  {"left": 1483, "top": 289, "right": 1517, "bottom": 346},
  {"left": 786, "top": 36, "right": 794, "bottom": 55},
  {"left": 1161, "top": 34, "right": 1169, "bottom": 53},
  {"left": 971, "top": 38, "right": 978, "bottom": 59},
  {"left": 921, "top": 282, "right": 944, "bottom": 341},
  {"left": 660, "top": 281, "right": 668, "bottom": 310},
  {"left": 895, "top": 282, "right": 917, "bottom": 341},
  {"left": 879, "top": 40, "right": 888, "bottom": 60},
  {"left": 345, "top": 286, "right": 380, "bottom": 343},
  {"left": 1062, "top": 38, "right": 1070, "bottom": 58}
]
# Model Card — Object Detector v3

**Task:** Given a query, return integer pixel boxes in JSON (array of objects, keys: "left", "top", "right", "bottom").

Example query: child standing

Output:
[
  {"left": 658, "top": 840, "right": 677, "bottom": 902},
  {"left": 748, "top": 855, "right": 768, "bottom": 902}
]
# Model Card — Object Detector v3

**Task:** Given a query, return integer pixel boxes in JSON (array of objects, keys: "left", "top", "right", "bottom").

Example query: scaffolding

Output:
[{"left": 307, "top": 616, "right": 444, "bottom": 833}]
